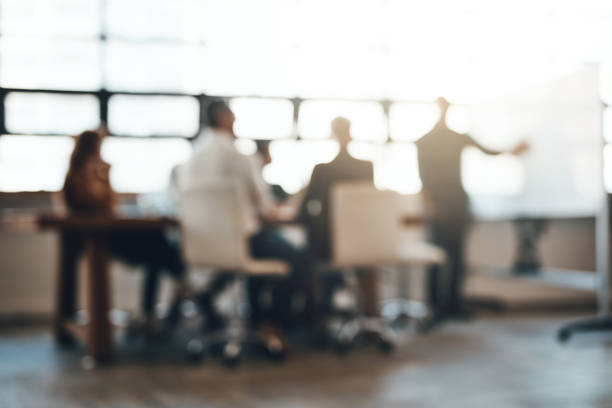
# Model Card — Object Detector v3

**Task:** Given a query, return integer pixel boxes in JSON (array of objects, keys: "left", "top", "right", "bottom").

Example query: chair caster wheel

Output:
[
  {"left": 186, "top": 339, "right": 205, "bottom": 364},
  {"left": 558, "top": 328, "right": 571, "bottom": 343},
  {"left": 377, "top": 338, "right": 394, "bottom": 354},
  {"left": 222, "top": 343, "right": 242, "bottom": 367}
]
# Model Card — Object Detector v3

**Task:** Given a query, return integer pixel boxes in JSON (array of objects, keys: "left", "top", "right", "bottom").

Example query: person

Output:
[
  {"left": 180, "top": 100, "right": 311, "bottom": 339},
  {"left": 297, "top": 116, "right": 378, "bottom": 316},
  {"left": 63, "top": 128, "right": 186, "bottom": 324},
  {"left": 416, "top": 97, "right": 529, "bottom": 319}
]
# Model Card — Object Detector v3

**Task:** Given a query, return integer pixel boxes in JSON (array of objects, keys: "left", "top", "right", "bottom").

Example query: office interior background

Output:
[{"left": 1, "top": 0, "right": 612, "bottom": 407}]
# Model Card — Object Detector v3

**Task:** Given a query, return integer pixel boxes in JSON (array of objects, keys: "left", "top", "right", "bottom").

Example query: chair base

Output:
[
  {"left": 185, "top": 321, "right": 285, "bottom": 365},
  {"left": 330, "top": 316, "right": 396, "bottom": 354},
  {"left": 558, "top": 317, "right": 612, "bottom": 342},
  {"left": 381, "top": 298, "right": 430, "bottom": 329}
]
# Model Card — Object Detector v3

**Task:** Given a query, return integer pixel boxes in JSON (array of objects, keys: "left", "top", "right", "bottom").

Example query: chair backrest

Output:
[
  {"left": 331, "top": 182, "right": 400, "bottom": 267},
  {"left": 396, "top": 193, "right": 428, "bottom": 243},
  {"left": 178, "top": 181, "right": 249, "bottom": 269}
]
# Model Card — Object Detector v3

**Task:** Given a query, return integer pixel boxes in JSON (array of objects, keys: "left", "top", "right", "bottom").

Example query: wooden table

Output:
[{"left": 38, "top": 214, "right": 179, "bottom": 362}]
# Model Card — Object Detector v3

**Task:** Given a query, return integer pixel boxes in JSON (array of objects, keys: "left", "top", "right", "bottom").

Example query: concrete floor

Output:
[{"left": 1, "top": 314, "right": 612, "bottom": 408}]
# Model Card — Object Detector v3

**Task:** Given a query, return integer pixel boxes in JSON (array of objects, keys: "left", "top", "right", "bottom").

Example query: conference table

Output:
[
  {"left": 38, "top": 213, "right": 179, "bottom": 363},
  {"left": 37, "top": 211, "right": 424, "bottom": 363}
]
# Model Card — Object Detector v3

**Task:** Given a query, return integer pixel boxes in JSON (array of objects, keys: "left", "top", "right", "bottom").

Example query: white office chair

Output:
[
  {"left": 178, "top": 181, "right": 289, "bottom": 365},
  {"left": 330, "top": 182, "right": 446, "bottom": 350}
]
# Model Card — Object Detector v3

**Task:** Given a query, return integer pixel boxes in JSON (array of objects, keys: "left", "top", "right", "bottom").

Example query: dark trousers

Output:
[
  {"left": 109, "top": 230, "right": 185, "bottom": 318},
  {"left": 248, "top": 228, "right": 311, "bottom": 328},
  {"left": 427, "top": 213, "right": 469, "bottom": 315}
]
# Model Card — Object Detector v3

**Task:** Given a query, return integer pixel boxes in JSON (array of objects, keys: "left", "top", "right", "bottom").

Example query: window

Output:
[
  {"left": 0, "top": 38, "right": 102, "bottom": 90},
  {"left": 230, "top": 98, "right": 294, "bottom": 140},
  {"left": 101, "top": 138, "right": 192, "bottom": 193},
  {"left": 0, "top": 135, "right": 74, "bottom": 192},
  {"left": 298, "top": 100, "right": 387, "bottom": 142},
  {"left": 389, "top": 103, "right": 439, "bottom": 142},
  {"left": 265, "top": 140, "right": 338, "bottom": 194},
  {"left": 5, "top": 92, "right": 99, "bottom": 135},
  {"left": 0, "top": 0, "right": 101, "bottom": 38},
  {"left": 108, "top": 95, "right": 199, "bottom": 137},
  {"left": 104, "top": 42, "right": 205, "bottom": 93},
  {"left": 105, "top": 0, "right": 205, "bottom": 42}
]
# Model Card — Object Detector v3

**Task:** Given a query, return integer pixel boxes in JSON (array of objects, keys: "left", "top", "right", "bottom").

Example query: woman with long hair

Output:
[{"left": 63, "top": 128, "right": 185, "bottom": 325}]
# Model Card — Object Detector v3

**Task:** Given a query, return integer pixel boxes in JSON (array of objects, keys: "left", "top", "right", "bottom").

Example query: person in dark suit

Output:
[
  {"left": 416, "top": 97, "right": 528, "bottom": 318},
  {"left": 298, "top": 117, "right": 377, "bottom": 315}
]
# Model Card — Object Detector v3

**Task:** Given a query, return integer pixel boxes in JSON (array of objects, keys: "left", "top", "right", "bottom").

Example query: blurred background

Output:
[{"left": 1, "top": 1, "right": 612, "bottom": 407}]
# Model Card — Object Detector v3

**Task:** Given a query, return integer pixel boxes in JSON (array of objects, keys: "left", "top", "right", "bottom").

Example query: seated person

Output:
[
  {"left": 180, "top": 100, "right": 311, "bottom": 340},
  {"left": 63, "top": 129, "right": 185, "bottom": 324},
  {"left": 297, "top": 117, "right": 378, "bottom": 315},
  {"left": 251, "top": 140, "right": 289, "bottom": 203}
]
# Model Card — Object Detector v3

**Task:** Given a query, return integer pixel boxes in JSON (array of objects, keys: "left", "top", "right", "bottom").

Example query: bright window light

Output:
[
  {"left": 108, "top": 95, "right": 199, "bottom": 137},
  {"left": 230, "top": 98, "right": 294, "bottom": 140},
  {"left": 0, "top": 38, "right": 101, "bottom": 90},
  {"left": 298, "top": 101, "right": 387, "bottom": 142},
  {"left": 604, "top": 108, "right": 612, "bottom": 144},
  {"left": 101, "top": 138, "right": 192, "bottom": 193},
  {"left": 105, "top": 0, "right": 205, "bottom": 42},
  {"left": 105, "top": 41, "right": 205, "bottom": 93},
  {"left": 205, "top": 44, "right": 296, "bottom": 97},
  {"left": 349, "top": 141, "right": 422, "bottom": 194},
  {"left": 389, "top": 103, "right": 439, "bottom": 142},
  {"left": 0, "top": 0, "right": 101, "bottom": 38},
  {"left": 446, "top": 105, "right": 470, "bottom": 134},
  {"left": 265, "top": 140, "right": 338, "bottom": 194},
  {"left": 5, "top": 92, "right": 99, "bottom": 135},
  {"left": 0, "top": 135, "right": 74, "bottom": 192}
]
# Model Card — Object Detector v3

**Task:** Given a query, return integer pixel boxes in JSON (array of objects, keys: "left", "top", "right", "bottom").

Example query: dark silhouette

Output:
[
  {"left": 63, "top": 129, "right": 185, "bottom": 322},
  {"left": 416, "top": 97, "right": 528, "bottom": 318}
]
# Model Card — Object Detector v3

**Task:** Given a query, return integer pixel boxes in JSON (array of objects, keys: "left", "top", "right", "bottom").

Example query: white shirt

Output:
[{"left": 180, "top": 128, "right": 273, "bottom": 234}]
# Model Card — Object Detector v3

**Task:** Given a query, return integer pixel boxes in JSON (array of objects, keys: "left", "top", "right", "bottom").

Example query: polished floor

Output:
[{"left": 1, "top": 314, "right": 612, "bottom": 408}]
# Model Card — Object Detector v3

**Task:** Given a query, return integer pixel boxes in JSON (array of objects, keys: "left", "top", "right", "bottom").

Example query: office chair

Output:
[
  {"left": 178, "top": 181, "right": 289, "bottom": 366},
  {"left": 381, "top": 193, "right": 447, "bottom": 329},
  {"left": 329, "top": 182, "right": 446, "bottom": 352}
]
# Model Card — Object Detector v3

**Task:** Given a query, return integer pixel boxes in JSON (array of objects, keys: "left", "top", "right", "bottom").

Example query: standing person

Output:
[
  {"left": 298, "top": 117, "right": 378, "bottom": 316},
  {"left": 63, "top": 129, "right": 186, "bottom": 325},
  {"left": 416, "top": 97, "right": 528, "bottom": 318},
  {"left": 180, "top": 100, "right": 310, "bottom": 343}
]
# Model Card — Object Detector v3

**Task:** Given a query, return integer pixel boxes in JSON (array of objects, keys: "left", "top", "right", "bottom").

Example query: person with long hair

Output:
[{"left": 63, "top": 128, "right": 185, "bottom": 325}]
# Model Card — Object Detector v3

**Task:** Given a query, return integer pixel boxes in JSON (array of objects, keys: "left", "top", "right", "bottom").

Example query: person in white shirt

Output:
[{"left": 180, "top": 100, "right": 311, "bottom": 335}]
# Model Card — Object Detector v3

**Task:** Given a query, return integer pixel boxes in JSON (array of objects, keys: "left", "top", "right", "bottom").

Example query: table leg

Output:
[
  {"left": 86, "top": 232, "right": 113, "bottom": 362},
  {"left": 55, "top": 231, "right": 82, "bottom": 346}
]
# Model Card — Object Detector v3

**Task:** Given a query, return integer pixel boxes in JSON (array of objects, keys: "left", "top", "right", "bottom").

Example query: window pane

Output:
[
  {"left": 298, "top": 101, "right": 387, "bottom": 142},
  {"left": 230, "top": 98, "right": 294, "bottom": 140},
  {"left": 205, "top": 44, "right": 296, "bottom": 97},
  {"left": 389, "top": 103, "right": 439, "bottom": 142},
  {"left": 105, "top": 42, "right": 204, "bottom": 93},
  {"left": 349, "top": 142, "right": 421, "bottom": 194},
  {"left": 294, "top": 47, "right": 386, "bottom": 99},
  {"left": 108, "top": 95, "right": 199, "bottom": 137},
  {"left": 0, "top": 0, "right": 100, "bottom": 38},
  {"left": 265, "top": 140, "right": 338, "bottom": 194},
  {"left": 445, "top": 105, "right": 470, "bottom": 134},
  {"left": 105, "top": 0, "right": 205, "bottom": 41},
  {"left": 101, "top": 138, "right": 192, "bottom": 193},
  {"left": 5, "top": 92, "right": 99, "bottom": 135},
  {"left": 0, "top": 135, "right": 74, "bottom": 192},
  {"left": 0, "top": 38, "right": 102, "bottom": 90}
]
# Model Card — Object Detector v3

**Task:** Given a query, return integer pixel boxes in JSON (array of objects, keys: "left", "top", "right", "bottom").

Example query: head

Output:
[
  {"left": 436, "top": 97, "right": 450, "bottom": 120},
  {"left": 331, "top": 116, "right": 352, "bottom": 151},
  {"left": 206, "top": 99, "right": 235, "bottom": 134},
  {"left": 69, "top": 130, "right": 103, "bottom": 172},
  {"left": 255, "top": 140, "right": 272, "bottom": 166}
]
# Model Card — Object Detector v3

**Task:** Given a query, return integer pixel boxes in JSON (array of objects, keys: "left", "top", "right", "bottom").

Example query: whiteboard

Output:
[{"left": 466, "top": 65, "right": 603, "bottom": 219}]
